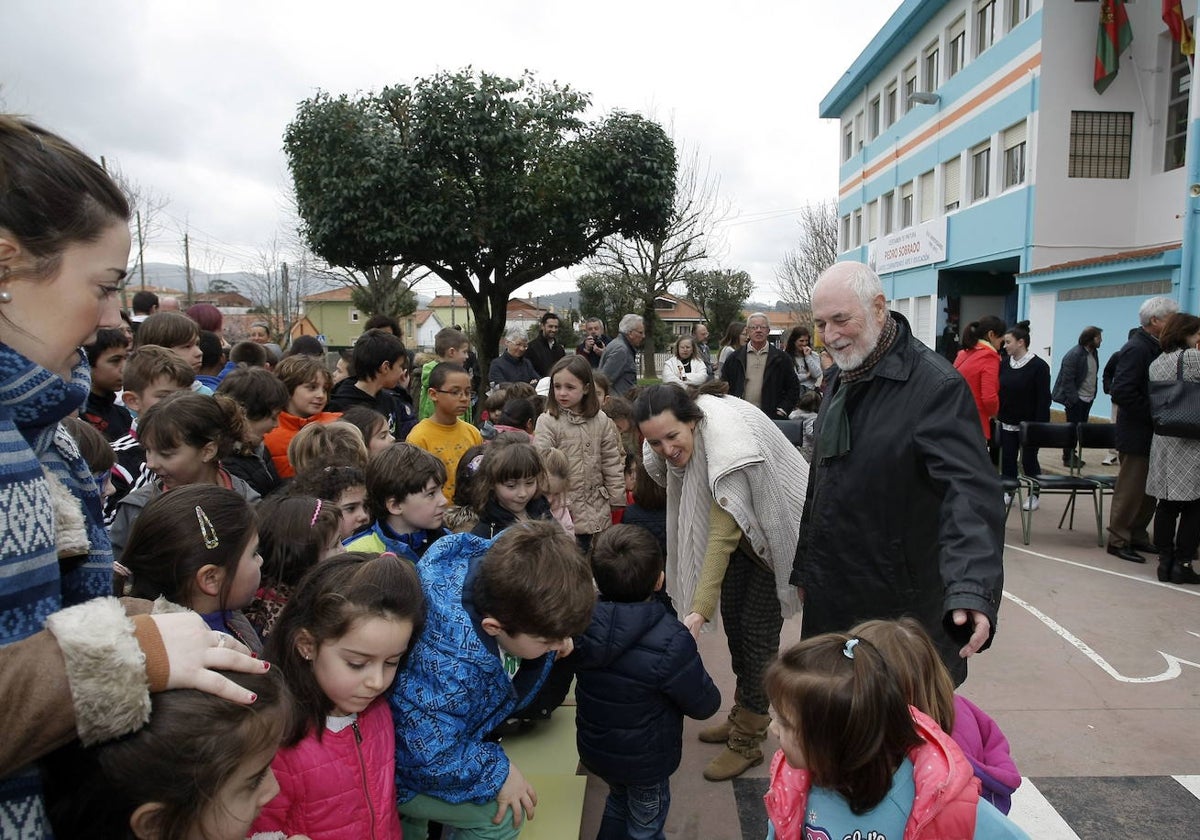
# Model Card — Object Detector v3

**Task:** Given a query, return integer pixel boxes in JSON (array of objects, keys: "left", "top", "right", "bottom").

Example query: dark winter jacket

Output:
[
  {"left": 793, "top": 313, "right": 1004, "bottom": 686},
  {"left": 598, "top": 333, "right": 639, "bottom": 397},
  {"left": 525, "top": 335, "right": 565, "bottom": 379},
  {"left": 328, "top": 376, "right": 418, "bottom": 441},
  {"left": 997, "top": 355, "right": 1051, "bottom": 426},
  {"left": 572, "top": 599, "right": 721, "bottom": 785},
  {"left": 80, "top": 390, "right": 132, "bottom": 442},
  {"left": 469, "top": 495, "right": 553, "bottom": 539},
  {"left": 223, "top": 443, "right": 284, "bottom": 498},
  {"left": 721, "top": 344, "right": 800, "bottom": 419},
  {"left": 1051, "top": 343, "right": 1099, "bottom": 408},
  {"left": 488, "top": 352, "right": 539, "bottom": 388},
  {"left": 1110, "top": 327, "right": 1161, "bottom": 455}
]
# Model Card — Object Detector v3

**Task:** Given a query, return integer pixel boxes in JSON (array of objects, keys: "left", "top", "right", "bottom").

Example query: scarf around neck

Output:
[{"left": 816, "top": 315, "right": 898, "bottom": 461}]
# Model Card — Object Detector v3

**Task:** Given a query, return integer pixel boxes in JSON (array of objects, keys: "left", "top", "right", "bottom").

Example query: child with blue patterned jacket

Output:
[{"left": 390, "top": 520, "right": 595, "bottom": 839}]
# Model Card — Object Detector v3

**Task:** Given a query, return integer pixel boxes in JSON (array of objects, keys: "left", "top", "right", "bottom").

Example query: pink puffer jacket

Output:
[
  {"left": 764, "top": 707, "right": 980, "bottom": 840},
  {"left": 250, "top": 698, "right": 402, "bottom": 840}
]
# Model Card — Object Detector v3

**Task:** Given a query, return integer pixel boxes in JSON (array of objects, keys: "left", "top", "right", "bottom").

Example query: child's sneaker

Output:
[{"left": 1022, "top": 496, "right": 1040, "bottom": 511}]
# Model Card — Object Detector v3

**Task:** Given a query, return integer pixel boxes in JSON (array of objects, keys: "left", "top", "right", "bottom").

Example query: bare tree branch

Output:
[{"left": 774, "top": 199, "right": 839, "bottom": 324}]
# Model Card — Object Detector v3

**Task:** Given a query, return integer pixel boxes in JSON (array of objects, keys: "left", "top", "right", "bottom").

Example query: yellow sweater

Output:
[{"left": 406, "top": 417, "right": 483, "bottom": 502}]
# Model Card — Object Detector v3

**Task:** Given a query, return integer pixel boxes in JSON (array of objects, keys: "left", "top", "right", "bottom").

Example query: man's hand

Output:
[
  {"left": 494, "top": 762, "right": 537, "bottom": 827},
  {"left": 951, "top": 609, "right": 991, "bottom": 658}
]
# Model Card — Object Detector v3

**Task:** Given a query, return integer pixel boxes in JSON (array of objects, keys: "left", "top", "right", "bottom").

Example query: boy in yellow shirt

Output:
[{"left": 407, "top": 363, "right": 483, "bottom": 501}]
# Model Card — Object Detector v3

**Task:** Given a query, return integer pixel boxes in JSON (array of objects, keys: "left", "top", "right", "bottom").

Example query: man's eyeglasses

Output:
[{"left": 436, "top": 388, "right": 474, "bottom": 399}]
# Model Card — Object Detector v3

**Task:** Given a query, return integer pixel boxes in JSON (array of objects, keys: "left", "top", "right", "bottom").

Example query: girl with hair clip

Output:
[
  {"left": 108, "top": 390, "right": 260, "bottom": 558},
  {"left": 534, "top": 355, "right": 625, "bottom": 551},
  {"left": 763, "top": 634, "right": 1028, "bottom": 840},
  {"left": 245, "top": 495, "right": 343, "bottom": 640},
  {"left": 953, "top": 315, "right": 1007, "bottom": 443},
  {"left": 251, "top": 552, "right": 426, "bottom": 840},
  {"left": 469, "top": 439, "right": 554, "bottom": 538},
  {"left": 44, "top": 669, "right": 294, "bottom": 840},
  {"left": 119, "top": 485, "right": 265, "bottom": 653},
  {"left": 852, "top": 617, "right": 1022, "bottom": 815},
  {"left": 289, "top": 464, "right": 371, "bottom": 541}
]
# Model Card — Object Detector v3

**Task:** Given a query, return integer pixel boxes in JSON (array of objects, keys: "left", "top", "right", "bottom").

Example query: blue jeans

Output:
[{"left": 596, "top": 778, "right": 670, "bottom": 840}]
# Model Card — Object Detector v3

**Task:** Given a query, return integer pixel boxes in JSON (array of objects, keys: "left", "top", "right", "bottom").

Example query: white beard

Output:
[{"left": 828, "top": 317, "right": 884, "bottom": 371}]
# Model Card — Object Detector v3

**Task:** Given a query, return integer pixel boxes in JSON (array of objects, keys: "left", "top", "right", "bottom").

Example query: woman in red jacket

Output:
[{"left": 953, "top": 316, "right": 1006, "bottom": 442}]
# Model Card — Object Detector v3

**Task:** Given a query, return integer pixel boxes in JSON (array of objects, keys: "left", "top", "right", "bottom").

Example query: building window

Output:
[
  {"left": 843, "top": 125, "right": 854, "bottom": 161},
  {"left": 884, "top": 83, "right": 898, "bottom": 128},
  {"left": 869, "top": 96, "right": 881, "bottom": 140},
  {"left": 840, "top": 215, "right": 851, "bottom": 251},
  {"left": 975, "top": 0, "right": 997, "bottom": 56},
  {"left": 924, "top": 42, "right": 940, "bottom": 90},
  {"left": 919, "top": 170, "right": 936, "bottom": 222},
  {"left": 1003, "top": 121, "right": 1027, "bottom": 188},
  {"left": 1164, "top": 28, "right": 1192, "bottom": 171},
  {"left": 867, "top": 200, "right": 879, "bottom": 241},
  {"left": 948, "top": 16, "right": 966, "bottom": 78},
  {"left": 903, "top": 62, "right": 918, "bottom": 113},
  {"left": 1009, "top": 0, "right": 1030, "bottom": 30},
  {"left": 881, "top": 192, "right": 895, "bottom": 235},
  {"left": 350, "top": 309, "right": 360, "bottom": 323},
  {"left": 852, "top": 209, "right": 863, "bottom": 247},
  {"left": 1069, "top": 111, "right": 1133, "bottom": 178},
  {"left": 901, "top": 182, "right": 914, "bottom": 228},
  {"left": 971, "top": 142, "right": 991, "bottom": 201},
  {"left": 944, "top": 156, "right": 961, "bottom": 212}
]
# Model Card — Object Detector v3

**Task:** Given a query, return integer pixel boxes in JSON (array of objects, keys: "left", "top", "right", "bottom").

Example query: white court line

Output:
[
  {"left": 1008, "top": 779, "right": 1082, "bottom": 840},
  {"left": 1004, "top": 543, "right": 1200, "bottom": 596},
  {"left": 1174, "top": 775, "right": 1200, "bottom": 799}
]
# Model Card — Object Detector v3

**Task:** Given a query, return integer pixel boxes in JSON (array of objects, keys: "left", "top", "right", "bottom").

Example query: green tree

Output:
[
  {"left": 284, "top": 69, "right": 676, "bottom": 375},
  {"left": 684, "top": 268, "right": 755, "bottom": 336},
  {"left": 577, "top": 271, "right": 643, "bottom": 338}
]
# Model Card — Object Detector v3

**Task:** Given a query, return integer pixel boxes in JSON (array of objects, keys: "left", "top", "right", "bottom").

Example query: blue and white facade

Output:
[{"left": 822, "top": 0, "right": 1194, "bottom": 417}]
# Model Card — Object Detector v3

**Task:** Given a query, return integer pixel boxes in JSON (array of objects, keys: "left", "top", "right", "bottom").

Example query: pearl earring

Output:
[{"left": 0, "top": 290, "right": 11, "bottom": 304}]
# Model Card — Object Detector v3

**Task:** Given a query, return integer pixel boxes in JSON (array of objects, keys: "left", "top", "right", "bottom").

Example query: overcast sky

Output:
[{"left": 2, "top": 0, "right": 900, "bottom": 302}]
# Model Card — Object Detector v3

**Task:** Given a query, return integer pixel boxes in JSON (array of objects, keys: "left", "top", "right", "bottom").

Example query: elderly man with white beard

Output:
[{"left": 791, "top": 261, "right": 1005, "bottom": 686}]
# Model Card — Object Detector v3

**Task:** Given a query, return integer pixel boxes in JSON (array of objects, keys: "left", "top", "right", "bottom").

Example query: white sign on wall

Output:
[{"left": 869, "top": 217, "right": 947, "bottom": 274}]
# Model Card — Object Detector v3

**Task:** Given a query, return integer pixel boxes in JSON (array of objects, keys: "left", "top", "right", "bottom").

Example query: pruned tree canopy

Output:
[
  {"left": 284, "top": 68, "right": 677, "bottom": 372},
  {"left": 684, "top": 268, "right": 754, "bottom": 336}
]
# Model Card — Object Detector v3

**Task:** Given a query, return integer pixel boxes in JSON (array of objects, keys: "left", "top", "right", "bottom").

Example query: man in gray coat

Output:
[{"left": 599, "top": 314, "right": 645, "bottom": 397}]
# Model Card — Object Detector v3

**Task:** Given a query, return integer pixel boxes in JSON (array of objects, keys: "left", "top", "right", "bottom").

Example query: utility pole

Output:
[
  {"left": 183, "top": 233, "right": 193, "bottom": 307},
  {"left": 281, "top": 261, "right": 290, "bottom": 337},
  {"left": 136, "top": 211, "right": 146, "bottom": 290}
]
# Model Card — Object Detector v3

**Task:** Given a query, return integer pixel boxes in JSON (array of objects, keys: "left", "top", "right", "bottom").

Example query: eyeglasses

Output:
[{"left": 436, "top": 388, "right": 474, "bottom": 399}]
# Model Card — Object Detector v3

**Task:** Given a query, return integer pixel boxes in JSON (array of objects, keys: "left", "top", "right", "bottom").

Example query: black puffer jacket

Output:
[
  {"left": 793, "top": 313, "right": 1004, "bottom": 686},
  {"left": 572, "top": 599, "right": 720, "bottom": 785},
  {"left": 469, "top": 495, "right": 554, "bottom": 539},
  {"left": 1109, "top": 327, "right": 1161, "bottom": 456}
]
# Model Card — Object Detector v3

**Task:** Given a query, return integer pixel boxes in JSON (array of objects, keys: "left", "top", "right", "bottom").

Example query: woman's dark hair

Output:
[
  {"left": 720, "top": 320, "right": 747, "bottom": 349},
  {"left": 765, "top": 633, "right": 921, "bottom": 815},
  {"left": 632, "top": 383, "right": 706, "bottom": 426},
  {"left": 257, "top": 494, "right": 342, "bottom": 590},
  {"left": 1159, "top": 312, "right": 1200, "bottom": 353},
  {"left": 120, "top": 485, "right": 257, "bottom": 611},
  {"left": 44, "top": 668, "right": 288, "bottom": 840},
  {"left": 0, "top": 117, "right": 130, "bottom": 285},
  {"left": 138, "top": 391, "right": 248, "bottom": 462},
  {"left": 363, "top": 313, "right": 401, "bottom": 335},
  {"left": 266, "top": 552, "right": 426, "bottom": 745},
  {"left": 785, "top": 325, "right": 813, "bottom": 357},
  {"left": 1078, "top": 326, "right": 1103, "bottom": 347},
  {"left": 1004, "top": 320, "right": 1031, "bottom": 348},
  {"left": 960, "top": 315, "right": 1006, "bottom": 347},
  {"left": 185, "top": 303, "right": 223, "bottom": 333},
  {"left": 547, "top": 355, "right": 600, "bottom": 418}
]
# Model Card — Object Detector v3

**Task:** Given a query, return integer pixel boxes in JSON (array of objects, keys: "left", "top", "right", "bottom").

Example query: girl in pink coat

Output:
[
  {"left": 250, "top": 553, "right": 426, "bottom": 840},
  {"left": 762, "top": 634, "right": 1028, "bottom": 840}
]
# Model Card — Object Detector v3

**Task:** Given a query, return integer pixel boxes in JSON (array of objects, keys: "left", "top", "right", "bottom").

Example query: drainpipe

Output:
[{"left": 1180, "top": 0, "right": 1200, "bottom": 311}]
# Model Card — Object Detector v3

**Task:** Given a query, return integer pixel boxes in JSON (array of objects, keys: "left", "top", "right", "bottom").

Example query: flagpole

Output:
[{"left": 1181, "top": 0, "right": 1200, "bottom": 311}]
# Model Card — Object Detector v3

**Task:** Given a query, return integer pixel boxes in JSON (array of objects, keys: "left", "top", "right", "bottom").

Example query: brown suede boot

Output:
[
  {"left": 702, "top": 708, "right": 771, "bottom": 781},
  {"left": 698, "top": 699, "right": 740, "bottom": 743}
]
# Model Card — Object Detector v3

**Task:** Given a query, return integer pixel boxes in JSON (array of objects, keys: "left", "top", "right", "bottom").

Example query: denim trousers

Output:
[{"left": 596, "top": 778, "right": 671, "bottom": 840}]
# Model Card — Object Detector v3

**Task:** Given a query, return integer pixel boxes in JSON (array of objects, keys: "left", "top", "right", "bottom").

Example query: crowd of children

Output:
[{"left": 48, "top": 312, "right": 1032, "bottom": 840}]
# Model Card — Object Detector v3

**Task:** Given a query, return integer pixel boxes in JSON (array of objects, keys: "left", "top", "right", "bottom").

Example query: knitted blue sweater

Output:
[{"left": 0, "top": 344, "right": 114, "bottom": 837}]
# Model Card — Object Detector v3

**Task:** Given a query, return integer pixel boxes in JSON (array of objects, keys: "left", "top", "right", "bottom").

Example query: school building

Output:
[{"left": 822, "top": 0, "right": 1195, "bottom": 417}]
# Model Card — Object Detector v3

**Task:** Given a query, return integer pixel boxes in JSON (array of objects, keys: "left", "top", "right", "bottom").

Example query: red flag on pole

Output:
[
  {"left": 1162, "top": 0, "right": 1195, "bottom": 66},
  {"left": 1095, "top": 0, "right": 1133, "bottom": 94}
]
